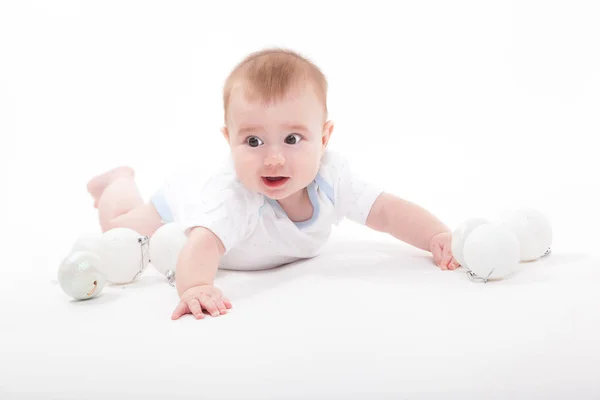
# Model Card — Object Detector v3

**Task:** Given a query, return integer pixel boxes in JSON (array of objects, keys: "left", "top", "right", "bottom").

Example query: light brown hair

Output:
[{"left": 223, "top": 48, "right": 328, "bottom": 123}]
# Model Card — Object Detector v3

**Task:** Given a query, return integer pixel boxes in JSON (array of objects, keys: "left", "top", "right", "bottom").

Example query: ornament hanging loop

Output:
[
  {"left": 465, "top": 267, "right": 495, "bottom": 283},
  {"left": 165, "top": 270, "right": 176, "bottom": 287},
  {"left": 542, "top": 247, "right": 551, "bottom": 257},
  {"left": 135, "top": 235, "right": 150, "bottom": 280},
  {"left": 139, "top": 234, "right": 177, "bottom": 287}
]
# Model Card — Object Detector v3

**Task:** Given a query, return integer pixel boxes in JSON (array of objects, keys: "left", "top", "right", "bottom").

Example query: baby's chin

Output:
[
  {"left": 253, "top": 179, "right": 301, "bottom": 200},
  {"left": 262, "top": 190, "right": 294, "bottom": 200},
  {"left": 258, "top": 186, "right": 294, "bottom": 200}
]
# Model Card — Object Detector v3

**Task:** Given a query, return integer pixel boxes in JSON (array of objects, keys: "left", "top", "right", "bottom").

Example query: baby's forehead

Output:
[
  {"left": 230, "top": 80, "right": 319, "bottom": 105},
  {"left": 229, "top": 85, "right": 322, "bottom": 121}
]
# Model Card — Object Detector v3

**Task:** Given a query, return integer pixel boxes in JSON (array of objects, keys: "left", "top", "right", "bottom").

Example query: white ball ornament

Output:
[
  {"left": 451, "top": 218, "right": 491, "bottom": 268},
  {"left": 463, "top": 223, "right": 521, "bottom": 281},
  {"left": 500, "top": 208, "right": 552, "bottom": 261},
  {"left": 97, "top": 227, "right": 148, "bottom": 284},
  {"left": 58, "top": 251, "right": 107, "bottom": 300},
  {"left": 149, "top": 223, "right": 187, "bottom": 284}
]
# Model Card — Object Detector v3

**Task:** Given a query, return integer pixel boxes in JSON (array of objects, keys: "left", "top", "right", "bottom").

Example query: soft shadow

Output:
[
  {"left": 215, "top": 260, "right": 314, "bottom": 301},
  {"left": 66, "top": 290, "right": 123, "bottom": 305},
  {"left": 218, "top": 240, "right": 442, "bottom": 300},
  {"left": 520, "top": 252, "right": 590, "bottom": 267},
  {"left": 62, "top": 274, "right": 173, "bottom": 305},
  {"left": 109, "top": 274, "right": 172, "bottom": 289},
  {"left": 499, "top": 252, "right": 595, "bottom": 286},
  {"left": 217, "top": 241, "right": 594, "bottom": 298}
]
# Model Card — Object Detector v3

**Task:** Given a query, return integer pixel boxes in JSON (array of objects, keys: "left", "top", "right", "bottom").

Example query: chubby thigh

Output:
[{"left": 109, "top": 202, "right": 165, "bottom": 237}]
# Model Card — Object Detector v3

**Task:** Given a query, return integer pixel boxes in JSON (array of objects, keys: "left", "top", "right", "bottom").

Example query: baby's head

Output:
[{"left": 221, "top": 48, "right": 334, "bottom": 201}]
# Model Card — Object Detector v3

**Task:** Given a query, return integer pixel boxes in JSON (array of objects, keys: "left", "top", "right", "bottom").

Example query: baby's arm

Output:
[
  {"left": 366, "top": 192, "right": 459, "bottom": 269},
  {"left": 171, "top": 227, "right": 232, "bottom": 320}
]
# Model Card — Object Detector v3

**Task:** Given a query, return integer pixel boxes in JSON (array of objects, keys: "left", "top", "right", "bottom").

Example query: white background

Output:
[{"left": 1, "top": 1, "right": 599, "bottom": 399}]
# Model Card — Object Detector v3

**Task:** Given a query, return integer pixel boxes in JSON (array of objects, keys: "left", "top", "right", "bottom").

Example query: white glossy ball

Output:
[
  {"left": 149, "top": 223, "right": 187, "bottom": 276},
  {"left": 451, "top": 218, "right": 491, "bottom": 268},
  {"left": 58, "top": 251, "right": 107, "bottom": 300},
  {"left": 463, "top": 223, "right": 521, "bottom": 280},
  {"left": 98, "top": 227, "right": 147, "bottom": 284},
  {"left": 500, "top": 208, "right": 552, "bottom": 261}
]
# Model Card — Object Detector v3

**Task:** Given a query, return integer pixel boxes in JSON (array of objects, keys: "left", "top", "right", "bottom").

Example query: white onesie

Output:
[{"left": 150, "top": 151, "right": 383, "bottom": 271}]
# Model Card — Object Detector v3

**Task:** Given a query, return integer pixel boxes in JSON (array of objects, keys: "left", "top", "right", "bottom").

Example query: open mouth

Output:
[{"left": 262, "top": 176, "right": 289, "bottom": 188}]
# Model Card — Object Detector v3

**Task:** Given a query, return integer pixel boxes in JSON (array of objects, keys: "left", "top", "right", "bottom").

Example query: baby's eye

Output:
[
  {"left": 285, "top": 134, "right": 302, "bottom": 145},
  {"left": 246, "top": 136, "right": 264, "bottom": 147}
]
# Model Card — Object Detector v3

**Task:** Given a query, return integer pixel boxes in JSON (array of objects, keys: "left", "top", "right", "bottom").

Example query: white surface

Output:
[
  {"left": 1, "top": 1, "right": 600, "bottom": 399},
  {"left": 1, "top": 230, "right": 600, "bottom": 399}
]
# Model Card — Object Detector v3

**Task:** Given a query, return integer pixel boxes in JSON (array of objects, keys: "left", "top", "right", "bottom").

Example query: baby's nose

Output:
[{"left": 264, "top": 151, "right": 285, "bottom": 166}]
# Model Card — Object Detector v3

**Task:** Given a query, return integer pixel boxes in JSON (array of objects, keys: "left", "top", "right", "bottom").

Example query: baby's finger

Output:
[
  {"left": 448, "top": 258, "right": 461, "bottom": 270},
  {"left": 440, "top": 250, "right": 453, "bottom": 270},
  {"left": 199, "top": 294, "right": 220, "bottom": 317},
  {"left": 188, "top": 298, "right": 205, "bottom": 319},
  {"left": 222, "top": 297, "right": 233, "bottom": 309},
  {"left": 171, "top": 301, "right": 190, "bottom": 320},
  {"left": 213, "top": 298, "right": 228, "bottom": 315}
]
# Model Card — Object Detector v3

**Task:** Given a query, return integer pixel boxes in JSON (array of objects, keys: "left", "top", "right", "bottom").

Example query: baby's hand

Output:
[
  {"left": 171, "top": 285, "right": 232, "bottom": 320},
  {"left": 429, "top": 232, "right": 460, "bottom": 271}
]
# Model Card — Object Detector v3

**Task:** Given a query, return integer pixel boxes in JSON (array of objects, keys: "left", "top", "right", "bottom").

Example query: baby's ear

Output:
[
  {"left": 220, "top": 127, "right": 230, "bottom": 142},
  {"left": 322, "top": 120, "right": 334, "bottom": 149}
]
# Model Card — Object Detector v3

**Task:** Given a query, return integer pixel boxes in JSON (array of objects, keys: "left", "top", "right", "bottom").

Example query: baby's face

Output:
[{"left": 223, "top": 84, "right": 331, "bottom": 200}]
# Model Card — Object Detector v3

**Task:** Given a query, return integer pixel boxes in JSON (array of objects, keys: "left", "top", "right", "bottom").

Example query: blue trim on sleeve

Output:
[
  {"left": 294, "top": 182, "right": 320, "bottom": 229},
  {"left": 150, "top": 190, "right": 174, "bottom": 223},
  {"left": 314, "top": 173, "right": 335, "bottom": 204},
  {"left": 266, "top": 181, "right": 321, "bottom": 229}
]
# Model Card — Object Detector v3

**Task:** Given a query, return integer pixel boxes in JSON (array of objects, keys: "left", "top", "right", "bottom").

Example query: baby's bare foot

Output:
[{"left": 87, "top": 166, "right": 135, "bottom": 208}]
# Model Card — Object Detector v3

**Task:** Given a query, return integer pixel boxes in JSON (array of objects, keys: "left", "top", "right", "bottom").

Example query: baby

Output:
[{"left": 87, "top": 48, "right": 460, "bottom": 320}]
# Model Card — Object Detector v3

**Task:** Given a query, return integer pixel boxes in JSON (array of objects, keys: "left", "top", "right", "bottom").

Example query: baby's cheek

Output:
[
  {"left": 294, "top": 150, "right": 320, "bottom": 178},
  {"left": 233, "top": 148, "right": 255, "bottom": 167},
  {"left": 232, "top": 153, "right": 257, "bottom": 180}
]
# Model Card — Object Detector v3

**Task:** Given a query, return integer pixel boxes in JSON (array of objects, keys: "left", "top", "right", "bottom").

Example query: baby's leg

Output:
[{"left": 87, "top": 167, "right": 163, "bottom": 237}]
